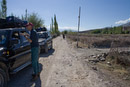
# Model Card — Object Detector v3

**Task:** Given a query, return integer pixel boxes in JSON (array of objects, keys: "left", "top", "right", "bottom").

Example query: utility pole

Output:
[{"left": 77, "top": 6, "right": 81, "bottom": 48}]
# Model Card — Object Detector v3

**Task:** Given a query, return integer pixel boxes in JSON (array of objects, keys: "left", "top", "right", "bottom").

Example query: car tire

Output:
[
  {"left": 45, "top": 44, "right": 48, "bottom": 53},
  {"left": 0, "top": 68, "right": 7, "bottom": 87}
]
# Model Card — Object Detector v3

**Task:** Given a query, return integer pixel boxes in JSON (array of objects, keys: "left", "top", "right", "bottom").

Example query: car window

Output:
[
  {"left": 38, "top": 33, "right": 46, "bottom": 38},
  {"left": 20, "top": 31, "right": 28, "bottom": 43},
  {"left": 0, "top": 31, "right": 7, "bottom": 45},
  {"left": 12, "top": 31, "right": 20, "bottom": 39},
  {"left": 12, "top": 31, "right": 21, "bottom": 44}
]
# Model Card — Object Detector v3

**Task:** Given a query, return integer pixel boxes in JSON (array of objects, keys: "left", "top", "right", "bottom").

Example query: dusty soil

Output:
[{"left": 8, "top": 36, "right": 130, "bottom": 87}]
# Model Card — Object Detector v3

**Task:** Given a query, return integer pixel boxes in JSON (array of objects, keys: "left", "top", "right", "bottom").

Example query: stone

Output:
[
  {"left": 102, "top": 53, "right": 108, "bottom": 58},
  {"left": 56, "top": 82, "right": 58, "bottom": 84},
  {"left": 97, "top": 54, "right": 101, "bottom": 58},
  {"left": 69, "top": 64, "right": 72, "bottom": 66},
  {"left": 107, "top": 62, "right": 111, "bottom": 66},
  {"left": 100, "top": 57, "right": 106, "bottom": 61},
  {"left": 89, "top": 59, "right": 99, "bottom": 63},
  {"left": 93, "top": 56, "right": 97, "bottom": 58},
  {"left": 92, "top": 67, "right": 97, "bottom": 71}
]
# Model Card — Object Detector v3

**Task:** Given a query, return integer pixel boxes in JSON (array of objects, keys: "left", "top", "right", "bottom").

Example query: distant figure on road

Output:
[
  {"left": 21, "top": 23, "right": 40, "bottom": 81},
  {"left": 63, "top": 34, "right": 65, "bottom": 39}
]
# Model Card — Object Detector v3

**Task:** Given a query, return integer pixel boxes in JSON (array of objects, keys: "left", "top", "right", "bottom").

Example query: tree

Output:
[
  {"left": 21, "top": 14, "right": 25, "bottom": 20},
  {"left": 54, "top": 14, "right": 60, "bottom": 35},
  {"left": 1, "top": 0, "right": 7, "bottom": 18},
  {"left": 50, "top": 14, "right": 60, "bottom": 35},
  {"left": 0, "top": 9, "right": 2, "bottom": 18},
  {"left": 50, "top": 17, "right": 54, "bottom": 33},
  {"left": 63, "top": 30, "right": 68, "bottom": 34},
  {"left": 27, "top": 12, "right": 44, "bottom": 29},
  {"left": 21, "top": 9, "right": 28, "bottom": 21},
  {"left": 91, "top": 29, "right": 101, "bottom": 34}
]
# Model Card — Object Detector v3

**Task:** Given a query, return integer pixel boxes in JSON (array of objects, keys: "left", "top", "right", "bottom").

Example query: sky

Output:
[{"left": 3, "top": 0, "right": 130, "bottom": 31}]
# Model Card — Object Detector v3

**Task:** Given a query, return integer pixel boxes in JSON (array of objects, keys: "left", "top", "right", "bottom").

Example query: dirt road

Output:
[{"left": 8, "top": 36, "right": 128, "bottom": 87}]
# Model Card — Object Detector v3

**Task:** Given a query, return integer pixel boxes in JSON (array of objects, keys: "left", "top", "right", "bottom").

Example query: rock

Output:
[
  {"left": 89, "top": 59, "right": 99, "bottom": 63},
  {"left": 69, "top": 64, "right": 72, "bottom": 66},
  {"left": 56, "top": 72, "right": 58, "bottom": 75},
  {"left": 104, "top": 53, "right": 108, "bottom": 57},
  {"left": 85, "top": 57, "right": 88, "bottom": 59},
  {"left": 56, "top": 82, "right": 58, "bottom": 84},
  {"left": 97, "top": 54, "right": 101, "bottom": 58},
  {"left": 99, "top": 57, "right": 106, "bottom": 61},
  {"left": 93, "top": 56, "right": 97, "bottom": 58},
  {"left": 107, "top": 62, "right": 111, "bottom": 65},
  {"left": 92, "top": 67, "right": 97, "bottom": 71},
  {"left": 89, "top": 55, "right": 94, "bottom": 57},
  {"left": 101, "top": 53, "right": 107, "bottom": 58}
]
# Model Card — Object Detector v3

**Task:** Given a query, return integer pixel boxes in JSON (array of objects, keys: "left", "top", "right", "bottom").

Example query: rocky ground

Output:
[{"left": 8, "top": 36, "right": 130, "bottom": 87}]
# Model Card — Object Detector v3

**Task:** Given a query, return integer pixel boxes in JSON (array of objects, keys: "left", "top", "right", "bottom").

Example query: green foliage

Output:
[
  {"left": 62, "top": 30, "right": 77, "bottom": 35},
  {"left": 91, "top": 29, "right": 101, "bottom": 34},
  {"left": 21, "top": 15, "right": 25, "bottom": 20},
  {"left": 62, "top": 30, "right": 68, "bottom": 34},
  {"left": 54, "top": 15, "right": 59, "bottom": 35},
  {"left": 50, "top": 14, "right": 60, "bottom": 36},
  {"left": 90, "top": 26, "right": 129, "bottom": 34},
  {"left": 0, "top": 9, "right": 2, "bottom": 18},
  {"left": 27, "top": 12, "right": 44, "bottom": 29},
  {"left": 64, "top": 30, "right": 68, "bottom": 34},
  {"left": 1, "top": 0, "right": 7, "bottom": 18},
  {"left": 50, "top": 17, "right": 54, "bottom": 33}
]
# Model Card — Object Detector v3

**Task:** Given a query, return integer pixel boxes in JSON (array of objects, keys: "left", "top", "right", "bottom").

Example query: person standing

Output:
[
  {"left": 21, "top": 23, "right": 40, "bottom": 81},
  {"left": 63, "top": 34, "right": 65, "bottom": 39}
]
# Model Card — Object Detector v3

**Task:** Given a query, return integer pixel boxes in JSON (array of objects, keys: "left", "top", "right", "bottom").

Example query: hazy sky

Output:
[{"left": 5, "top": 0, "right": 130, "bottom": 31}]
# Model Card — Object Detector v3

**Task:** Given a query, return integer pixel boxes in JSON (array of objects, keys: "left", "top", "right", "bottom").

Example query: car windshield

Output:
[
  {"left": 38, "top": 33, "right": 46, "bottom": 38},
  {"left": 0, "top": 30, "right": 7, "bottom": 45}
]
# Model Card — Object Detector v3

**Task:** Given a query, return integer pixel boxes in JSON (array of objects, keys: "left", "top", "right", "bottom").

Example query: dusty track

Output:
[{"left": 8, "top": 36, "right": 129, "bottom": 87}]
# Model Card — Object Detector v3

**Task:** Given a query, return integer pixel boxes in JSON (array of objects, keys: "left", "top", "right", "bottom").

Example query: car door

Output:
[
  {"left": 9, "top": 30, "right": 26, "bottom": 70},
  {"left": 20, "top": 30, "right": 31, "bottom": 62}
]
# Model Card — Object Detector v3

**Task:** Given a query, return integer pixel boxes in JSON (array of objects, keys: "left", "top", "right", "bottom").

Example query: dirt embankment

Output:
[{"left": 67, "top": 36, "right": 130, "bottom": 87}]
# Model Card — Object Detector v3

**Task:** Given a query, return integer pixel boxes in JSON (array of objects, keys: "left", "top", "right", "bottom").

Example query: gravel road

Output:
[{"left": 7, "top": 36, "right": 129, "bottom": 87}]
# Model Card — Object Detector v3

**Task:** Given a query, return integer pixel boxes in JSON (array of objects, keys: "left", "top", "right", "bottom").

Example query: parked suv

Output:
[
  {"left": 38, "top": 31, "right": 53, "bottom": 53},
  {"left": 0, "top": 28, "right": 31, "bottom": 87}
]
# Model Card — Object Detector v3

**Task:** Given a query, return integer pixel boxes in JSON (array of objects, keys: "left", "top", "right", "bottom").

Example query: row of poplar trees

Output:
[
  {"left": 50, "top": 15, "right": 60, "bottom": 36},
  {"left": 0, "top": 0, "right": 7, "bottom": 19}
]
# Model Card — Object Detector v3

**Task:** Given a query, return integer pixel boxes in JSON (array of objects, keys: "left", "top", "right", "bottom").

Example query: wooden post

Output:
[{"left": 77, "top": 7, "right": 81, "bottom": 48}]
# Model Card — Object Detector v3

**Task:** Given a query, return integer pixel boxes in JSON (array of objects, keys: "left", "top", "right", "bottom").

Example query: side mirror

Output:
[{"left": 11, "top": 38, "right": 19, "bottom": 45}]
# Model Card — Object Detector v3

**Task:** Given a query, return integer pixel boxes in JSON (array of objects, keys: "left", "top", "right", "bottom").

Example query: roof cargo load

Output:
[
  {"left": 36, "top": 27, "right": 47, "bottom": 32},
  {"left": 0, "top": 16, "right": 28, "bottom": 29}
]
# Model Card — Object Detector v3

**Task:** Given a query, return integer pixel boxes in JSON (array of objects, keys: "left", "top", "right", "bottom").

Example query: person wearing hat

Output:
[{"left": 20, "top": 23, "right": 40, "bottom": 81}]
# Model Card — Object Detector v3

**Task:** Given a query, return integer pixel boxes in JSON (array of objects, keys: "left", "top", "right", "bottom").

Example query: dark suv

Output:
[
  {"left": 0, "top": 28, "right": 31, "bottom": 87},
  {"left": 38, "top": 31, "right": 53, "bottom": 53}
]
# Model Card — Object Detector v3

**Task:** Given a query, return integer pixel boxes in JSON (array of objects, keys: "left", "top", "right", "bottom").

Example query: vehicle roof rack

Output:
[
  {"left": 0, "top": 16, "right": 28, "bottom": 29},
  {"left": 36, "top": 27, "right": 47, "bottom": 32}
]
